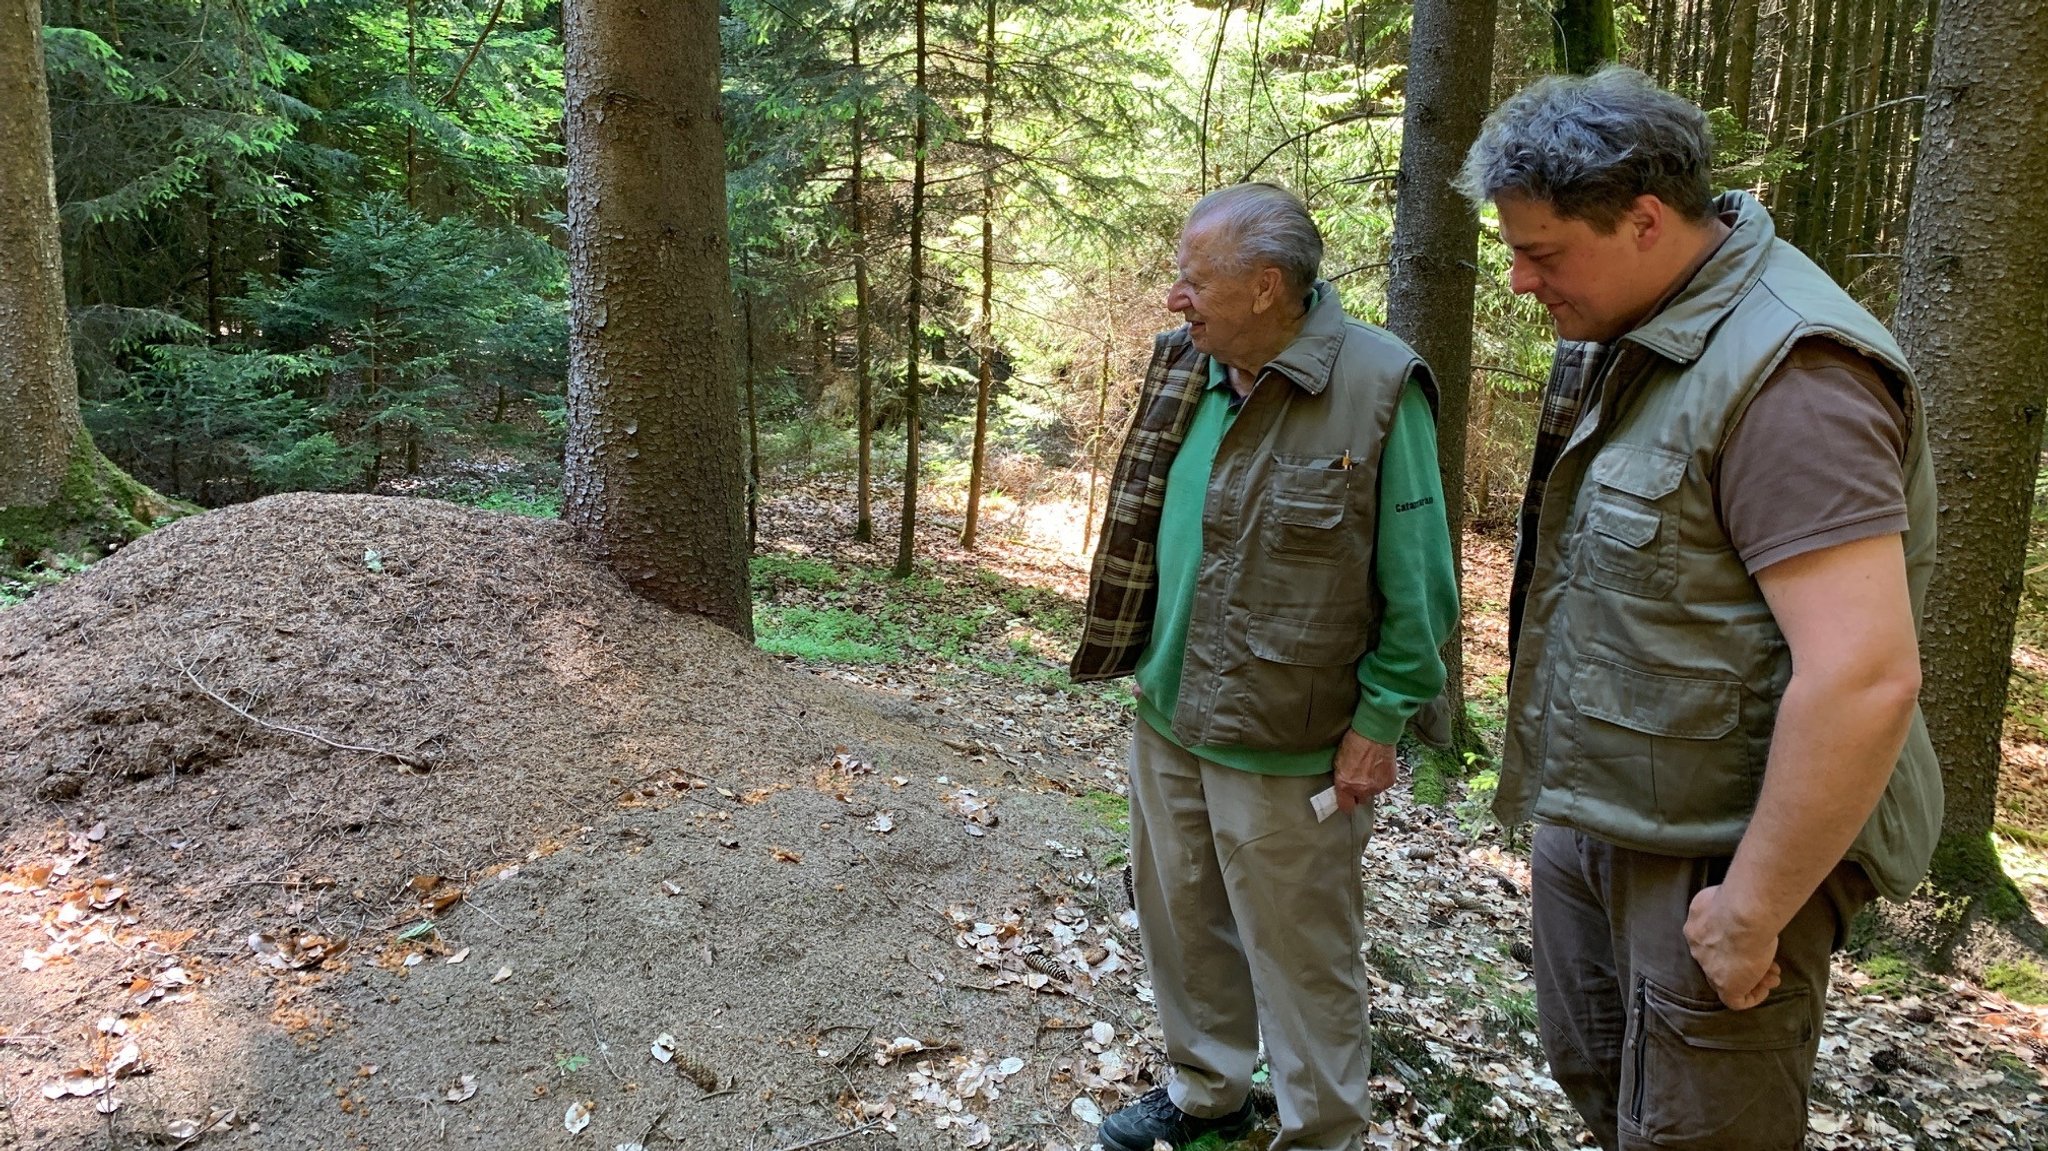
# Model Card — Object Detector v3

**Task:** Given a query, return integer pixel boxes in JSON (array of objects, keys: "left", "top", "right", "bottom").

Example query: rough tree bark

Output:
[
  {"left": 0, "top": 0, "right": 181, "bottom": 563},
  {"left": 1893, "top": 0, "right": 2048, "bottom": 954},
  {"left": 1386, "top": 0, "right": 1498, "bottom": 755},
  {"left": 1551, "top": 0, "right": 1616, "bottom": 74},
  {"left": 561, "top": 0, "right": 750, "bottom": 636}
]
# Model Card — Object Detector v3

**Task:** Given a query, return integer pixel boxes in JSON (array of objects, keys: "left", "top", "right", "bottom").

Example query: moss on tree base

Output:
[
  {"left": 1851, "top": 830, "right": 2047, "bottom": 982},
  {"left": 0, "top": 435, "right": 193, "bottom": 568}
]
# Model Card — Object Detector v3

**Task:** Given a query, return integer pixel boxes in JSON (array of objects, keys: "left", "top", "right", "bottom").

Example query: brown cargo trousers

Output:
[
  {"left": 1531, "top": 825, "right": 1875, "bottom": 1150},
  {"left": 1126, "top": 720, "right": 1376, "bottom": 1151}
]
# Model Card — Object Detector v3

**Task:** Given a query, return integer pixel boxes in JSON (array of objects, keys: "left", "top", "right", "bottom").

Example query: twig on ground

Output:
[
  {"left": 573, "top": 992, "right": 628, "bottom": 1084},
  {"left": 768, "top": 1121, "right": 883, "bottom": 1151},
  {"left": 171, "top": 653, "right": 425, "bottom": 769}
]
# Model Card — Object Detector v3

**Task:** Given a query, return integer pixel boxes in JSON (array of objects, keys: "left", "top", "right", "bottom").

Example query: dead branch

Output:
[{"left": 172, "top": 654, "right": 425, "bottom": 769}]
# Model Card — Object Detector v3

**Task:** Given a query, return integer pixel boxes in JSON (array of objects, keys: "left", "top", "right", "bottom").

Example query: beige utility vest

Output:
[
  {"left": 1166, "top": 292, "right": 1430, "bottom": 752},
  {"left": 1495, "top": 193, "right": 1942, "bottom": 900}
]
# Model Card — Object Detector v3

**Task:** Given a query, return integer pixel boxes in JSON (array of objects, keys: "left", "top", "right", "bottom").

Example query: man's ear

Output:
[
  {"left": 1629, "top": 194, "right": 1667, "bottom": 252},
  {"left": 1250, "top": 265, "right": 1285, "bottom": 314}
]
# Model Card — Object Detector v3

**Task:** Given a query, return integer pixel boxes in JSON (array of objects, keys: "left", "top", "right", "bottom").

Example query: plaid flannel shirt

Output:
[
  {"left": 1070, "top": 330, "right": 1207, "bottom": 681},
  {"left": 1506, "top": 339, "right": 1607, "bottom": 662}
]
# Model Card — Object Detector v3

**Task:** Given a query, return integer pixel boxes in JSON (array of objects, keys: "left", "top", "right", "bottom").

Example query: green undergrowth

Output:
[
  {"left": 1854, "top": 953, "right": 1928, "bottom": 998},
  {"left": 749, "top": 551, "right": 1085, "bottom": 679},
  {"left": 453, "top": 486, "right": 561, "bottom": 518}
]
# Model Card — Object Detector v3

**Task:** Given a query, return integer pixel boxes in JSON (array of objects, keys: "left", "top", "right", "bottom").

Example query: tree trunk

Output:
[
  {"left": 1893, "top": 0, "right": 2048, "bottom": 947},
  {"left": 1844, "top": 0, "right": 1896, "bottom": 269},
  {"left": 960, "top": 0, "right": 996, "bottom": 550},
  {"left": 1086, "top": 327, "right": 1111, "bottom": 549},
  {"left": 1726, "top": 0, "right": 1762, "bottom": 130},
  {"left": 561, "top": 0, "right": 750, "bottom": 636},
  {"left": 0, "top": 0, "right": 85, "bottom": 512},
  {"left": 850, "top": 24, "right": 875, "bottom": 544},
  {"left": 1655, "top": 0, "right": 1678, "bottom": 86},
  {"left": 1764, "top": 0, "right": 1806, "bottom": 205},
  {"left": 1386, "top": 0, "right": 1499, "bottom": 755},
  {"left": 742, "top": 255, "right": 761, "bottom": 550},
  {"left": 0, "top": 0, "right": 179, "bottom": 562},
  {"left": 405, "top": 0, "right": 418, "bottom": 207},
  {"left": 1198, "top": 3, "right": 1230, "bottom": 194},
  {"left": 1705, "top": 0, "right": 1735, "bottom": 103},
  {"left": 893, "top": 0, "right": 928, "bottom": 580},
  {"left": 1551, "top": 0, "right": 1616, "bottom": 74}
]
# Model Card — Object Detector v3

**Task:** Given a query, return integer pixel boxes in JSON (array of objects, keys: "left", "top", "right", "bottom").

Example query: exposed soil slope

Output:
[{"left": 0, "top": 495, "right": 1143, "bottom": 1150}]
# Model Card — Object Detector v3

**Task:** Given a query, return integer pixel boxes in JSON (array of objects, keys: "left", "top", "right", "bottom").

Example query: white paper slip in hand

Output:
[{"left": 1311, "top": 786, "right": 1338, "bottom": 823}]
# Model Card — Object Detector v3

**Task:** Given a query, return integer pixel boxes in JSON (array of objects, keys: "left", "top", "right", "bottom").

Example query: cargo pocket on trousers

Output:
[{"left": 1623, "top": 977, "right": 1814, "bottom": 1149}]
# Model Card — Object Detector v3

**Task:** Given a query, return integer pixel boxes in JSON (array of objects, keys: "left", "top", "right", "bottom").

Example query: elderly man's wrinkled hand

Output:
[{"left": 1332, "top": 732, "right": 1395, "bottom": 812}]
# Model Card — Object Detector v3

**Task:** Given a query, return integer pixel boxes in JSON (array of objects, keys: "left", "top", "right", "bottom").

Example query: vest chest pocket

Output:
[
  {"left": 1580, "top": 446, "right": 1686, "bottom": 597},
  {"left": 1265, "top": 457, "right": 1356, "bottom": 564}
]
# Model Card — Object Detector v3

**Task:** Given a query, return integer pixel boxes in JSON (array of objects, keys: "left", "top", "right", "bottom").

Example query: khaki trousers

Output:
[
  {"left": 1126, "top": 720, "right": 1374, "bottom": 1151},
  {"left": 1531, "top": 825, "right": 1874, "bottom": 1150}
]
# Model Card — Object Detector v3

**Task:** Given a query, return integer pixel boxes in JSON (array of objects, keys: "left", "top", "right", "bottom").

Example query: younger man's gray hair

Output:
[
  {"left": 1455, "top": 66, "right": 1715, "bottom": 229},
  {"left": 1186, "top": 182, "right": 1324, "bottom": 296}
]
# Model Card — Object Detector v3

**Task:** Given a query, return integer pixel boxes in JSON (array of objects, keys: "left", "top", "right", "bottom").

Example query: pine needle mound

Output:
[
  {"left": 0, "top": 495, "right": 1132, "bottom": 1150},
  {"left": 3, "top": 493, "right": 831, "bottom": 854}
]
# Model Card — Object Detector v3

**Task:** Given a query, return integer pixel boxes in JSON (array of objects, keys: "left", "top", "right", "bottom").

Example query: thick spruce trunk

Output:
[
  {"left": 1, "top": 0, "right": 181, "bottom": 564},
  {"left": 1892, "top": 0, "right": 2048, "bottom": 960},
  {"left": 561, "top": 0, "right": 750, "bottom": 636}
]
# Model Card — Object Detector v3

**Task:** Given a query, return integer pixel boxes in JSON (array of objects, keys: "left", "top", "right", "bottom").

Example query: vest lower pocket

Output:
[
  {"left": 1223, "top": 613, "right": 1373, "bottom": 751},
  {"left": 1568, "top": 657, "right": 1757, "bottom": 832}
]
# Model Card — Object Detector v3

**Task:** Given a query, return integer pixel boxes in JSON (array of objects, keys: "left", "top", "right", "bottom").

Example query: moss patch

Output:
[
  {"left": 1856, "top": 954, "right": 1920, "bottom": 997},
  {"left": 1927, "top": 831, "right": 2029, "bottom": 924},
  {"left": 1075, "top": 790, "right": 1130, "bottom": 837},
  {"left": 1982, "top": 960, "right": 2048, "bottom": 1005},
  {"left": 0, "top": 435, "right": 191, "bottom": 567}
]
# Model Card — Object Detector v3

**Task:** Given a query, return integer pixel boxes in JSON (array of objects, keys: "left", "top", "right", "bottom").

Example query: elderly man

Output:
[
  {"left": 1459, "top": 68, "right": 1941, "bottom": 1149},
  {"left": 1071, "top": 182, "right": 1459, "bottom": 1151}
]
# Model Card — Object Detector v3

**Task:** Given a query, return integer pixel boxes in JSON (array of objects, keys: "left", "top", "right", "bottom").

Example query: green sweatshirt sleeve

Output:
[{"left": 1351, "top": 377, "right": 1460, "bottom": 744}]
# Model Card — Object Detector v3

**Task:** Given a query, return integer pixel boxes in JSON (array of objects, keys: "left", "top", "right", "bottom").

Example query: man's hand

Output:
[
  {"left": 1683, "top": 884, "right": 1783, "bottom": 1010},
  {"left": 1332, "top": 732, "right": 1396, "bottom": 812}
]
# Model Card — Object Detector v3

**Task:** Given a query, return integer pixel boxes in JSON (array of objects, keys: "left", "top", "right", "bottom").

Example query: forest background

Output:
[{"left": 4, "top": 0, "right": 2046, "bottom": 995}]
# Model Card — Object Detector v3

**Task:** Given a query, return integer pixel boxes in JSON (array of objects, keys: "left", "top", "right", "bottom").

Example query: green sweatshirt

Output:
[{"left": 1132, "top": 360, "right": 1458, "bottom": 776}]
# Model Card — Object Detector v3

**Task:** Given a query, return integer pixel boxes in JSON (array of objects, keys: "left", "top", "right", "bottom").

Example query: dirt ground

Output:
[
  {"left": 2, "top": 489, "right": 2045, "bottom": 1150},
  {"left": 0, "top": 495, "right": 1154, "bottom": 1150}
]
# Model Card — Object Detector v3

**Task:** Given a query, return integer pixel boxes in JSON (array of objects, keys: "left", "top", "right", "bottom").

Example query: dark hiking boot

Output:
[{"left": 1096, "top": 1087, "right": 1256, "bottom": 1151}]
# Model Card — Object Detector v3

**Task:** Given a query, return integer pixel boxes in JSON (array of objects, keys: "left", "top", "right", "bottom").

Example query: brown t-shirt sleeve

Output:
[{"left": 1715, "top": 337, "right": 1911, "bottom": 575}]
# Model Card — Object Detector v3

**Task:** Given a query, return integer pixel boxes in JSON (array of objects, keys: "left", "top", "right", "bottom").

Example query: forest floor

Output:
[{"left": 0, "top": 472, "right": 2044, "bottom": 1151}]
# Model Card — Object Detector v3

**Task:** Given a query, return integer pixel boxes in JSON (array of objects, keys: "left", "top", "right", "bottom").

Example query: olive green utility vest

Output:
[
  {"left": 1172, "top": 292, "right": 1433, "bottom": 752},
  {"left": 1495, "top": 192, "right": 1942, "bottom": 900},
  {"left": 1072, "top": 285, "right": 1439, "bottom": 752}
]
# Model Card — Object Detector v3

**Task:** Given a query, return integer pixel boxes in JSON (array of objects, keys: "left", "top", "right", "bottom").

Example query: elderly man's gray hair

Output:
[
  {"left": 1186, "top": 182, "right": 1324, "bottom": 294},
  {"left": 1455, "top": 66, "right": 1715, "bottom": 229}
]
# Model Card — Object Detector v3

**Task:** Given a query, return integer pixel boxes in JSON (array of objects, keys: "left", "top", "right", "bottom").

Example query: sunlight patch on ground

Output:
[{"left": 1020, "top": 496, "right": 1096, "bottom": 562}]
